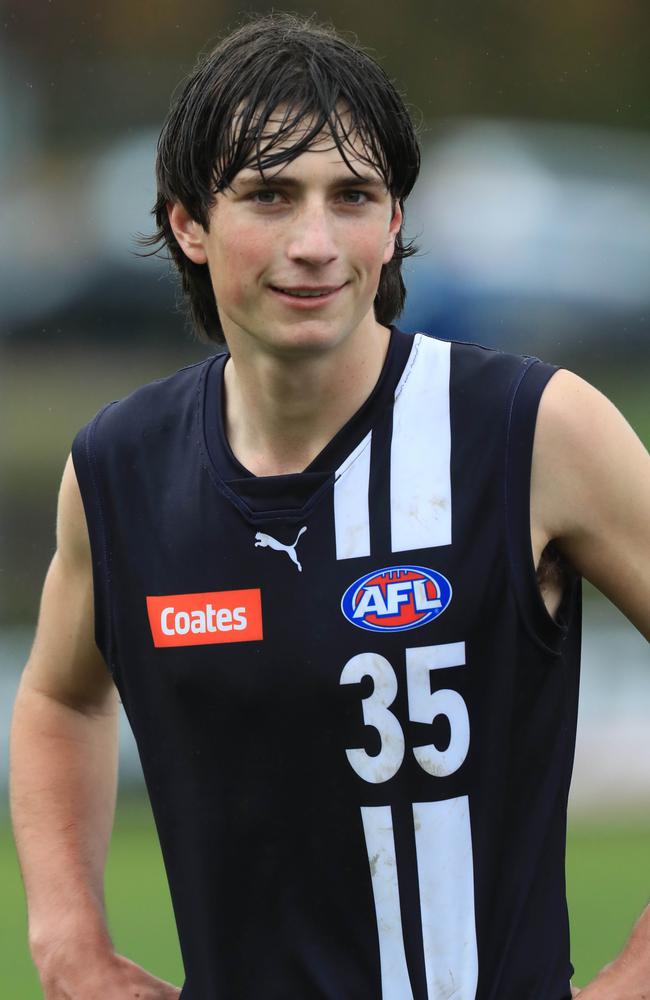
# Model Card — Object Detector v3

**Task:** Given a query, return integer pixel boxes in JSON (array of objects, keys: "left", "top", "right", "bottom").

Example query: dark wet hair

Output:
[{"left": 140, "top": 12, "right": 421, "bottom": 343}]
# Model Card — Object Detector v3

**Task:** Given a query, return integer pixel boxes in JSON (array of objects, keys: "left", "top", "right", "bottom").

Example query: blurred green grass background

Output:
[{"left": 2, "top": 801, "right": 648, "bottom": 996}]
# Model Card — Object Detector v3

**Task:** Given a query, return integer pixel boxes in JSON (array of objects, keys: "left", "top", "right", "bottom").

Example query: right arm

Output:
[{"left": 10, "top": 454, "right": 180, "bottom": 998}]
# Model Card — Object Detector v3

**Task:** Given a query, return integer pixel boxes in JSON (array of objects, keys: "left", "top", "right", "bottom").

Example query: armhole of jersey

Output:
[
  {"left": 504, "top": 360, "right": 576, "bottom": 652},
  {"left": 70, "top": 402, "right": 117, "bottom": 674}
]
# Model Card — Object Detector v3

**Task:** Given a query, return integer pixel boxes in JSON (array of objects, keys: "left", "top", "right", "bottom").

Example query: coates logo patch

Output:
[
  {"left": 341, "top": 566, "right": 452, "bottom": 632},
  {"left": 146, "top": 589, "right": 263, "bottom": 647}
]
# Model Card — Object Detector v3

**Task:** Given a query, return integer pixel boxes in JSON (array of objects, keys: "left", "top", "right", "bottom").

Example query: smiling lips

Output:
[{"left": 270, "top": 283, "right": 347, "bottom": 304}]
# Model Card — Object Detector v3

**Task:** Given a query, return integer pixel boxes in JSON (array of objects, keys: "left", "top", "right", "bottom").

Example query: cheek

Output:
[
  {"left": 209, "top": 227, "right": 272, "bottom": 305},
  {"left": 351, "top": 223, "right": 394, "bottom": 275},
  {"left": 359, "top": 244, "right": 390, "bottom": 292}
]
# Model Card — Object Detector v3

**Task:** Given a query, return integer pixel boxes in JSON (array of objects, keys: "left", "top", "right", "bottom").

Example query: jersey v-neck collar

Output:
[{"left": 200, "top": 326, "right": 415, "bottom": 517}]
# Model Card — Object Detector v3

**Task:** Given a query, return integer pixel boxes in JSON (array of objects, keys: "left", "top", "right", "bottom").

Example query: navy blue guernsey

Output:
[{"left": 72, "top": 329, "right": 581, "bottom": 1000}]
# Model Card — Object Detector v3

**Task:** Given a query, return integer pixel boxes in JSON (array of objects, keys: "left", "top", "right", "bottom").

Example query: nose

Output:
[{"left": 285, "top": 199, "right": 338, "bottom": 267}]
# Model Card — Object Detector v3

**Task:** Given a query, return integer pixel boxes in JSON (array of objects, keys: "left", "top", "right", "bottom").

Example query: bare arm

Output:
[
  {"left": 531, "top": 370, "right": 650, "bottom": 999},
  {"left": 532, "top": 369, "right": 650, "bottom": 638},
  {"left": 10, "top": 454, "right": 180, "bottom": 999}
]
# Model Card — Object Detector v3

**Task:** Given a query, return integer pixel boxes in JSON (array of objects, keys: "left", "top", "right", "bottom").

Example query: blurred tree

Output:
[{"left": 4, "top": 0, "right": 650, "bottom": 143}]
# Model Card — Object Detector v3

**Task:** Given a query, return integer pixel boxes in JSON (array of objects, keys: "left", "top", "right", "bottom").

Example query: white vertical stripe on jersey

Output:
[
  {"left": 334, "top": 430, "right": 372, "bottom": 560},
  {"left": 412, "top": 797, "right": 479, "bottom": 1000},
  {"left": 360, "top": 805, "right": 415, "bottom": 1000},
  {"left": 390, "top": 335, "right": 452, "bottom": 552}
]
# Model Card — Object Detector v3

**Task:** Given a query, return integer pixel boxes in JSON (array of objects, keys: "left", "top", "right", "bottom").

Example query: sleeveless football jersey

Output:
[{"left": 72, "top": 329, "right": 581, "bottom": 1000}]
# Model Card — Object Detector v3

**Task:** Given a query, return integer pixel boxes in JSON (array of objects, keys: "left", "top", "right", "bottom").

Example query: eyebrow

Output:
[{"left": 233, "top": 172, "right": 387, "bottom": 191}]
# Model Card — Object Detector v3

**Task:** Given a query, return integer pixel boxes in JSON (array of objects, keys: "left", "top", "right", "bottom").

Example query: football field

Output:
[{"left": 2, "top": 801, "right": 648, "bottom": 996}]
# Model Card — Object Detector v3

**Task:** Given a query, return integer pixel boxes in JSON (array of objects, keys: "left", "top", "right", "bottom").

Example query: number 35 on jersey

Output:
[{"left": 340, "top": 641, "right": 478, "bottom": 1000}]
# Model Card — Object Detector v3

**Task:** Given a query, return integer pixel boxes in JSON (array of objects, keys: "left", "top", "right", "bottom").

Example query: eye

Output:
[
  {"left": 251, "top": 189, "right": 281, "bottom": 205},
  {"left": 340, "top": 190, "right": 368, "bottom": 205}
]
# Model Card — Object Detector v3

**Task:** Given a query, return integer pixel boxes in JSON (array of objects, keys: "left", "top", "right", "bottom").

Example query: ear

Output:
[
  {"left": 167, "top": 202, "right": 208, "bottom": 265},
  {"left": 382, "top": 200, "right": 403, "bottom": 265}
]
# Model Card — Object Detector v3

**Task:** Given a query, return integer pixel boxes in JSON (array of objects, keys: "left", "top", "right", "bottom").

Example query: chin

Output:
[{"left": 252, "top": 315, "right": 362, "bottom": 356}]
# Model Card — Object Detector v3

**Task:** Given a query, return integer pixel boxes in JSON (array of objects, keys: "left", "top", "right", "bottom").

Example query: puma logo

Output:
[{"left": 254, "top": 526, "right": 307, "bottom": 572}]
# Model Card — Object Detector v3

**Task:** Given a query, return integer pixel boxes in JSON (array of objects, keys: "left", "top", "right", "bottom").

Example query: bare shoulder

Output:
[
  {"left": 531, "top": 369, "right": 650, "bottom": 638},
  {"left": 21, "top": 454, "right": 117, "bottom": 713},
  {"left": 532, "top": 369, "right": 649, "bottom": 539}
]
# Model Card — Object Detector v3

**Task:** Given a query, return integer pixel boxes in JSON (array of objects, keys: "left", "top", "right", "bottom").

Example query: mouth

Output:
[{"left": 269, "top": 283, "right": 347, "bottom": 306}]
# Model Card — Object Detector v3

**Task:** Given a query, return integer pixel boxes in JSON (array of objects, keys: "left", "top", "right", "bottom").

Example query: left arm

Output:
[
  {"left": 532, "top": 368, "right": 650, "bottom": 639},
  {"left": 531, "top": 369, "right": 650, "bottom": 998}
]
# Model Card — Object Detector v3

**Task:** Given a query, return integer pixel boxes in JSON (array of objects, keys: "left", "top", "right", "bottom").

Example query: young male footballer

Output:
[{"left": 10, "top": 13, "right": 650, "bottom": 1000}]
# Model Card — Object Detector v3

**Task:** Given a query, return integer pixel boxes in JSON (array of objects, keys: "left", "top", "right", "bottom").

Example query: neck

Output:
[{"left": 222, "top": 318, "right": 391, "bottom": 476}]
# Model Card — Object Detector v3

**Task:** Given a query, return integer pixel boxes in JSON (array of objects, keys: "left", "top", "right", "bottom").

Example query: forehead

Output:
[
  {"left": 227, "top": 103, "right": 388, "bottom": 186},
  {"left": 235, "top": 147, "right": 386, "bottom": 188}
]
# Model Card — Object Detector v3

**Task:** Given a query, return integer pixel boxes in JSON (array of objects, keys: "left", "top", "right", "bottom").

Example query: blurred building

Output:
[
  {"left": 403, "top": 119, "right": 650, "bottom": 357},
  {"left": 4, "top": 118, "right": 650, "bottom": 361}
]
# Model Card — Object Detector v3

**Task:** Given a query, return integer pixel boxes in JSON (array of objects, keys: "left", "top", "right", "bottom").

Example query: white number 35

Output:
[{"left": 339, "top": 641, "right": 470, "bottom": 784}]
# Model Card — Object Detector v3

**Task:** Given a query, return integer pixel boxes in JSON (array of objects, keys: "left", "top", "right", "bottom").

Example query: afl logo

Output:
[{"left": 341, "top": 565, "right": 452, "bottom": 633}]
